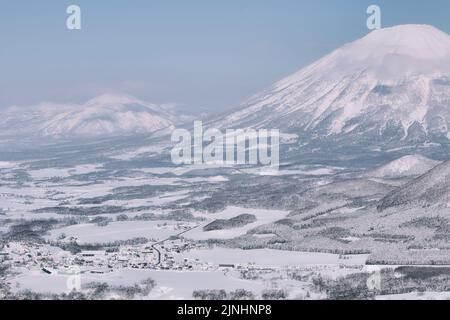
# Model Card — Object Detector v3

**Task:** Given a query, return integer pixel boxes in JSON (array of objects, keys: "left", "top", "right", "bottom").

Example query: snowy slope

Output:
[
  {"left": 215, "top": 25, "right": 450, "bottom": 145},
  {"left": 369, "top": 155, "right": 441, "bottom": 178},
  {"left": 0, "top": 94, "right": 175, "bottom": 138},
  {"left": 378, "top": 159, "right": 450, "bottom": 210}
]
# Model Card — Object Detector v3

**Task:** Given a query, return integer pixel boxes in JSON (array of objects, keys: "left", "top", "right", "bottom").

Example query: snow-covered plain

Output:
[
  {"left": 376, "top": 292, "right": 450, "bottom": 300},
  {"left": 174, "top": 247, "right": 368, "bottom": 268},
  {"left": 46, "top": 220, "right": 187, "bottom": 244},
  {"left": 185, "top": 206, "right": 289, "bottom": 240},
  {"left": 10, "top": 268, "right": 266, "bottom": 299},
  {"left": 28, "top": 164, "right": 103, "bottom": 180}
]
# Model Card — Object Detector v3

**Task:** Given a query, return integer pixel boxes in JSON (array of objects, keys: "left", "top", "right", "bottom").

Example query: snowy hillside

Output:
[
  {"left": 369, "top": 155, "right": 441, "bottom": 178},
  {"left": 215, "top": 25, "right": 450, "bottom": 145},
  {"left": 0, "top": 94, "right": 175, "bottom": 138},
  {"left": 378, "top": 159, "right": 450, "bottom": 210}
]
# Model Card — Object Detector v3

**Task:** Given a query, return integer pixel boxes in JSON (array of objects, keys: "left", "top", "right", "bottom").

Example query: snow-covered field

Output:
[
  {"left": 241, "top": 166, "right": 341, "bottom": 176},
  {"left": 174, "top": 247, "right": 368, "bottom": 268},
  {"left": 10, "top": 268, "right": 266, "bottom": 299},
  {"left": 0, "top": 161, "right": 20, "bottom": 169},
  {"left": 47, "top": 220, "right": 188, "bottom": 244},
  {"left": 376, "top": 292, "right": 450, "bottom": 300},
  {"left": 145, "top": 271, "right": 265, "bottom": 300},
  {"left": 28, "top": 164, "right": 103, "bottom": 180},
  {"left": 185, "top": 206, "right": 289, "bottom": 240}
]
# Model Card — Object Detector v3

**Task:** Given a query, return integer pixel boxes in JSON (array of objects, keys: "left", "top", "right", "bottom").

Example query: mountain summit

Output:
[
  {"left": 217, "top": 25, "right": 450, "bottom": 146},
  {"left": 332, "top": 24, "right": 450, "bottom": 67}
]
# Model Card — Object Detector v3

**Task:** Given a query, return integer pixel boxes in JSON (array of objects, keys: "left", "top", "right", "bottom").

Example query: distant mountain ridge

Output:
[{"left": 0, "top": 94, "right": 177, "bottom": 138}]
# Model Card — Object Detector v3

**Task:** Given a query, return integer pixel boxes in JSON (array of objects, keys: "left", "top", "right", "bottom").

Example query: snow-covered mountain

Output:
[
  {"left": 0, "top": 94, "right": 176, "bottom": 138},
  {"left": 368, "top": 155, "right": 441, "bottom": 178},
  {"left": 215, "top": 25, "right": 450, "bottom": 146},
  {"left": 378, "top": 159, "right": 450, "bottom": 210}
]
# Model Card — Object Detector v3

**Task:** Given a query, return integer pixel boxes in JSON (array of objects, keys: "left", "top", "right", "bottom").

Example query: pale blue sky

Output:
[{"left": 1, "top": 0, "right": 449, "bottom": 113}]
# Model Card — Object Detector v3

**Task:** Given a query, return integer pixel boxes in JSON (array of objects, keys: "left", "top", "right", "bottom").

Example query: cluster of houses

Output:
[
  {"left": 0, "top": 238, "right": 300, "bottom": 277},
  {"left": 0, "top": 239, "right": 215, "bottom": 275},
  {"left": 1, "top": 242, "right": 76, "bottom": 272}
]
